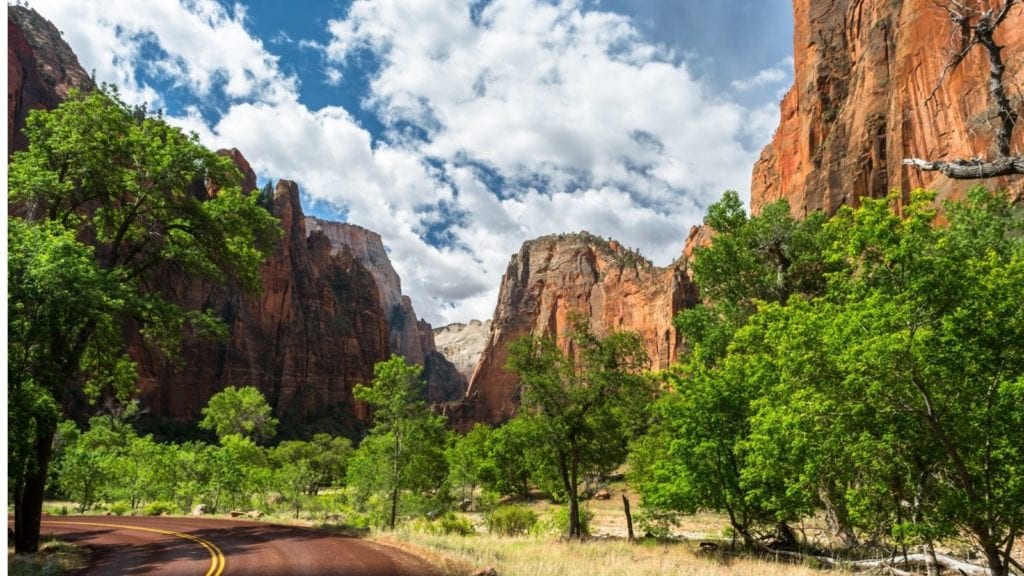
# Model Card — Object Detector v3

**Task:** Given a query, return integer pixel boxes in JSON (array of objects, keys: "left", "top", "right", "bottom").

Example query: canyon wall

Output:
[
  {"left": 459, "top": 233, "right": 697, "bottom": 425},
  {"left": 305, "top": 218, "right": 468, "bottom": 403},
  {"left": 751, "top": 0, "right": 1024, "bottom": 216},
  {"left": 8, "top": 6, "right": 92, "bottom": 156},
  {"left": 433, "top": 320, "right": 492, "bottom": 381},
  {"left": 130, "top": 180, "right": 389, "bottom": 435}
]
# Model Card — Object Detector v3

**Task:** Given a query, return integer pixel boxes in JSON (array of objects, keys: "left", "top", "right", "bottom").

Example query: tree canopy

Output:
[{"left": 7, "top": 87, "right": 279, "bottom": 553}]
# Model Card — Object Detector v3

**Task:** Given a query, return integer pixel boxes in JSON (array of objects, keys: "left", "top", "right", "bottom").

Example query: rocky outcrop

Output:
[
  {"left": 132, "top": 180, "right": 389, "bottom": 434},
  {"left": 305, "top": 218, "right": 467, "bottom": 403},
  {"left": 434, "top": 320, "right": 492, "bottom": 381},
  {"left": 752, "top": 0, "right": 1024, "bottom": 216},
  {"left": 459, "top": 233, "right": 697, "bottom": 425},
  {"left": 8, "top": 5, "right": 92, "bottom": 156}
]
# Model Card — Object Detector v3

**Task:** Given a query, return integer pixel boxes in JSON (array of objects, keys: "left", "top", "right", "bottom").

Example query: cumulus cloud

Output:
[
  {"left": 29, "top": 0, "right": 783, "bottom": 325},
  {"left": 31, "top": 0, "right": 297, "bottom": 106},
  {"left": 731, "top": 56, "right": 794, "bottom": 92}
]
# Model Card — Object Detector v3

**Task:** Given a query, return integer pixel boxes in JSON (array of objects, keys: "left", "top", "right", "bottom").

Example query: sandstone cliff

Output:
[
  {"left": 305, "top": 218, "right": 467, "bottom": 403},
  {"left": 8, "top": 6, "right": 92, "bottom": 156},
  {"left": 460, "top": 233, "right": 697, "bottom": 425},
  {"left": 433, "top": 320, "right": 492, "bottom": 381},
  {"left": 131, "top": 180, "right": 389, "bottom": 435},
  {"left": 751, "top": 0, "right": 1024, "bottom": 216}
]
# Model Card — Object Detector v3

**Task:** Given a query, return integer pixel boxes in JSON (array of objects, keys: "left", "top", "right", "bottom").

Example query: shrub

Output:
[
  {"left": 542, "top": 505, "right": 592, "bottom": 536},
  {"left": 140, "top": 501, "right": 178, "bottom": 516},
  {"left": 107, "top": 501, "right": 131, "bottom": 516},
  {"left": 436, "top": 512, "right": 475, "bottom": 536},
  {"left": 485, "top": 505, "right": 538, "bottom": 536}
]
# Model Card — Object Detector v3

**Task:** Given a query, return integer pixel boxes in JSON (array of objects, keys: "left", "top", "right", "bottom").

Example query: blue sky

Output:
[{"left": 30, "top": 0, "right": 794, "bottom": 324}]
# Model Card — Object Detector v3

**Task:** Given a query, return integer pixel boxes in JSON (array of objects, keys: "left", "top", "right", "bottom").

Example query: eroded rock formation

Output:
[
  {"left": 132, "top": 180, "right": 389, "bottom": 435},
  {"left": 305, "top": 218, "right": 467, "bottom": 404},
  {"left": 433, "top": 320, "right": 492, "bottom": 381},
  {"left": 8, "top": 5, "right": 92, "bottom": 156},
  {"left": 751, "top": 0, "right": 1024, "bottom": 216},
  {"left": 459, "top": 233, "right": 697, "bottom": 425}
]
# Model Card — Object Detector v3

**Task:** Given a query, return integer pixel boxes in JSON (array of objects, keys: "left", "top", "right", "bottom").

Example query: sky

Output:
[{"left": 26, "top": 0, "right": 794, "bottom": 325}]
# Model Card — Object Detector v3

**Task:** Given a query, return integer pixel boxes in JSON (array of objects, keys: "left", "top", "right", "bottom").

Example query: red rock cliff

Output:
[
  {"left": 8, "top": 6, "right": 92, "bottom": 157},
  {"left": 131, "top": 180, "right": 389, "bottom": 433},
  {"left": 304, "top": 218, "right": 468, "bottom": 403},
  {"left": 460, "top": 233, "right": 697, "bottom": 425},
  {"left": 752, "top": 0, "right": 1024, "bottom": 215}
]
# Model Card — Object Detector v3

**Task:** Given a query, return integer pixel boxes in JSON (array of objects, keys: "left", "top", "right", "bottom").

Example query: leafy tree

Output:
[
  {"left": 200, "top": 386, "right": 279, "bottom": 444},
  {"left": 348, "top": 356, "right": 448, "bottom": 529},
  {"left": 477, "top": 415, "right": 548, "bottom": 500},
  {"left": 506, "top": 318, "right": 652, "bottom": 538},
  {"left": 7, "top": 87, "right": 279, "bottom": 552},
  {"left": 446, "top": 423, "right": 492, "bottom": 503},
  {"left": 815, "top": 189, "right": 1024, "bottom": 575}
]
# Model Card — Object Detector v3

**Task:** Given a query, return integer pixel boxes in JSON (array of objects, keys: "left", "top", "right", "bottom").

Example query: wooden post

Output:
[{"left": 622, "top": 494, "right": 635, "bottom": 541}]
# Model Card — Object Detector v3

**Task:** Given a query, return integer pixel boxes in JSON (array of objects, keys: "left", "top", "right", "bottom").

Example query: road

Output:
[{"left": 28, "top": 515, "right": 441, "bottom": 575}]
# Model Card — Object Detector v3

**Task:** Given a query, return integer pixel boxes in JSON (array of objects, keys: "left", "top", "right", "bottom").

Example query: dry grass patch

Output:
[
  {"left": 8, "top": 538, "right": 89, "bottom": 576},
  {"left": 393, "top": 531, "right": 841, "bottom": 576}
]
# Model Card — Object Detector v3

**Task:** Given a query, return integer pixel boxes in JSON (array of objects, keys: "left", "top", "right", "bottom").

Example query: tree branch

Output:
[{"left": 903, "top": 155, "right": 1024, "bottom": 177}]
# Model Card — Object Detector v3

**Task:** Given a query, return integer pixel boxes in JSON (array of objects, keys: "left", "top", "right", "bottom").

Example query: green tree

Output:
[
  {"left": 200, "top": 386, "right": 279, "bottom": 444},
  {"left": 7, "top": 87, "right": 279, "bottom": 553},
  {"left": 347, "top": 356, "right": 448, "bottom": 529},
  {"left": 506, "top": 318, "right": 652, "bottom": 538},
  {"left": 446, "top": 423, "right": 492, "bottom": 503}
]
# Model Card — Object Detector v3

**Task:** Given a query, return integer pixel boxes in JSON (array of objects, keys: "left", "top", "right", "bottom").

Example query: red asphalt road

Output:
[{"left": 15, "top": 515, "right": 440, "bottom": 575}]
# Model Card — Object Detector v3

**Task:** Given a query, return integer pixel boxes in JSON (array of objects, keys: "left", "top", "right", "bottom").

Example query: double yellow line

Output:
[{"left": 42, "top": 520, "right": 226, "bottom": 576}]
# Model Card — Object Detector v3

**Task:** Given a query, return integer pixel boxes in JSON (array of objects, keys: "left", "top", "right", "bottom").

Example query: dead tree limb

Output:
[{"left": 907, "top": 0, "right": 1024, "bottom": 177}]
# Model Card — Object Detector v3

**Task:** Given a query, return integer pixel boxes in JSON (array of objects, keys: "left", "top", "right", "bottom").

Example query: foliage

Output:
[
  {"left": 200, "top": 386, "right": 279, "bottom": 444},
  {"left": 347, "top": 356, "right": 449, "bottom": 529},
  {"left": 633, "top": 188, "right": 1024, "bottom": 574},
  {"left": 140, "top": 501, "right": 179, "bottom": 516},
  {"left": 485, "top": 505, "right": 539, "bottom": 536},
  {"left": 445, "top": 423, "right": 492, "bottom": 503},
  {"left": 505, "top": 316, "right": 653, "bottom": 538},
  {"left": 7, "top": 86, "right": 279, "bottom": 553}
]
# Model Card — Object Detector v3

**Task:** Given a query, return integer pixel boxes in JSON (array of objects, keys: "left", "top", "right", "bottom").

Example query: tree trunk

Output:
[
  {"left": 556, "top": 450, "right": 578, "bottom": 539},
  {"left": 622, "top": 494, "right": 635, "bottom": 541},
  {"left": 568, "top": 444, "right": 582, "bottom": 539},
  {"left": 14, "top": 425, "right": 56, "bottom": 554}
]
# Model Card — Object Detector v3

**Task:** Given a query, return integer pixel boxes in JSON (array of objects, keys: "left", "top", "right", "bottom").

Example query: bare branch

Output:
[{"left": 903, "top": 155, "right": 1024, "bottom": 177}]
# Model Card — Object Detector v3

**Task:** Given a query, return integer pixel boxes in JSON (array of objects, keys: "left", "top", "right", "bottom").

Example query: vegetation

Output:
[
  {"left": 200, "top": 386, "right": 280, "bottom": 444},
  {"left": 633, "top": 188, "right": 1024, "bottom": 575},
  {"left": 347, "top": 356, "right": 449, "bottom": 529},
  {"left": 505, "top": 317, "right": 654, "bottom": 538},
  {"left": 7, "top": 87, "right": 280, "bottom": 553}
]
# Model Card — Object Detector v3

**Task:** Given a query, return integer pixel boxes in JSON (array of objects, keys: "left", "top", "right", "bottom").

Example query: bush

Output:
[
  {"left": 107, "top": 501, "right": 131, "bottom": 516},
  {"left": 435, "top": 512, "right": 475, "bottom": 536},
  {"left": 140, "top": 501, "right": 178, "bottom": 516},
  {"left": 541, "top": 505, "right": 592, "bottom": 536},
  {"left": 485, "top": 505, "right": 538, "bottom": 536}
]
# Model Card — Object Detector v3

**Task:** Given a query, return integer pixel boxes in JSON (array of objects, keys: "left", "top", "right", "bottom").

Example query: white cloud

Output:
[
  {"left": 731, "top": 56, "right": 794, "bottom": 91},
  {"left": 30, "top": 0, "right": 783, "bottom": 325},
  {"left": 31, "top": 0, "right": 298, "bottom": 107}
]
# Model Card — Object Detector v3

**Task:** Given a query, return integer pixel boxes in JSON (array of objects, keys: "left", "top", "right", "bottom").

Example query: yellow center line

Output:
[{"left": 42, "top": 520, "right": 226, "bottom": 576}]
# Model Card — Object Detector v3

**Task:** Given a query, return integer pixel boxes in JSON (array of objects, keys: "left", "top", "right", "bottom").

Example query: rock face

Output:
[
  {"left": 460, "top": 233, "right": 697, "bottom": 425},
  {"left": 8, "top": 6, "right": 92, "bottom": 156},
  {"left": 132, "top": 180, "right": 389, "bottom": 434},
  {"left": 305, "top": 218, "right": 467, "bottom": 403},
  {"left": 752, "top": 0, "right": 1024, "bottom": 216},
  {"left": 433, "top": 320, "right": 492, "bottom": 381}
]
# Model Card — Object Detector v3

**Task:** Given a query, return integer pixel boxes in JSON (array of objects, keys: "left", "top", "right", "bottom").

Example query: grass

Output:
[
  {"left": 390, "top": 531, "right": 839, "bottom": 576},
  {"left": 7, "top": 537, "right": 90, "bottom": 576}
]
